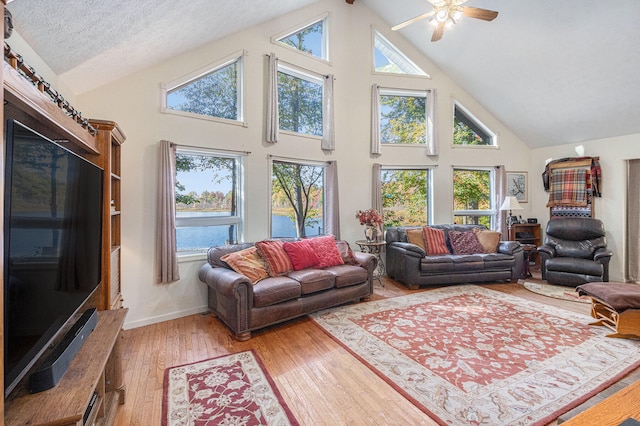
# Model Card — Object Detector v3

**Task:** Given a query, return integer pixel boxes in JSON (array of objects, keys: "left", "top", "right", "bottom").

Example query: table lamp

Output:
[{"left": 500, "top": 196, "right": 524, "bottom": 230}]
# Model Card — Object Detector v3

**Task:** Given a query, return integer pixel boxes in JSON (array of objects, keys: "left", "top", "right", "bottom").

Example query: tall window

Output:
[
  {"left": 453, "top": 168, "right": 494, "bottom": 227},
  {"left": 164, "top": 53, "right": 244, "bottom": 123},
  {"left": 379, "top": 88, "right": 429, "bottom": 145},
  {"left": 271, "top": 160, "right": 325, "bottom": 238},
  {"left": 381, "top": 168, "right": 431, "bottom": 227},
  {"left": 278, "top": 65, "right": 323, "bottom": 137},
  {"left": 373, "top": 31, "right": 428, "bottom": 76},
  {"left": 175, "top": 149, "right": 243, "bottom": 254},
  {"left": 276, "top": 16, "right": 328, "bottom": 60},
  {"left": 453, "top": 102, "right": 495, "bottom": 146}
]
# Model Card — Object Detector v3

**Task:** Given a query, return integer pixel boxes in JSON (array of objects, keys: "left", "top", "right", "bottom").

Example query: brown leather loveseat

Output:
[{"left": 198, "top": 238, "right": 376, "bottom": 340}]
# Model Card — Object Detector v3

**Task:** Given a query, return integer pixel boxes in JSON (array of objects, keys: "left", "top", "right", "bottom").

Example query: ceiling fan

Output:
[{"left": 391, "top": 0, "right": 498, "bottom": 42}]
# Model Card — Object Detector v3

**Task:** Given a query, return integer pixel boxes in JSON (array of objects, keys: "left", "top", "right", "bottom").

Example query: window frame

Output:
[
  {"left": 452, "top": 100, "right": 497, "bottom": 148},
  {"left": 269, "top": 157, "right": 327, "bottom": 238},
  {"left": 174, "top": 147, "right": 245, "bottom": 257},
  {"left": 372, "top": 29, "right": 429, "bottom": 77},
  {"left": 380, "top": 166, "right": 433, "bottom": 226},
  {"left": 272, "top": 13, "right": 330, "bottom": 63},
  {"left": 378, "top": 87, "right": 431, "bottom": 146},
  {"left": 277, "top": 63, "right": 325, "bottom": 139},
  {"left": 452, "top": 167, "right": 495, "bottom": 227},
  {"left": 161, "top": 50, "right": 246, "bottom": 127}
]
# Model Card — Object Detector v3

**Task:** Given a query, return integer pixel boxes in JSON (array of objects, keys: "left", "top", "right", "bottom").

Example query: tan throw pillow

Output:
[
  {"left": 406, "top": 228, "right": 426, "bottom": 251},
  {"left": 221, "top": 247, "right": 269, "bottom": 284},
  {"left": 473, "top": 228, "right": 502, "bottom": 253}
]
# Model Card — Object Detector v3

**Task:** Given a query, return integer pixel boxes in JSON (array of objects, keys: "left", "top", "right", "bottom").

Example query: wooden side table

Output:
[
  {"left": 355, "top": 240, "right": 386, "bottom": 286},
  {"left": 521, "top": 244, "right": 537, "bottom": 278}
]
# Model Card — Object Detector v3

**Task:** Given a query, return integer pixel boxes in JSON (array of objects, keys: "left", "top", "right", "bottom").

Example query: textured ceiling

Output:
[{"left": 7, "top": 0, "right": 640, "bottom": 149}]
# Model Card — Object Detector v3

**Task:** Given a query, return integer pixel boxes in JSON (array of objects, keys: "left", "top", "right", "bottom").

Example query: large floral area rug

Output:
[
  {"left": 523, "top": 281, "right": 591, "bottom": 304},
  {"left": 310, "top": 285, "right": 640, "bottom": 426},
  {"left": 162, "top": 350, "right": 298, "bottom": 426}
]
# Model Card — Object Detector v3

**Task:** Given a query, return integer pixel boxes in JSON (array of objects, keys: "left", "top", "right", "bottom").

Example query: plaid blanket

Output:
[{"left": 546, "top": 168, "right": 588, "bottom": 207}]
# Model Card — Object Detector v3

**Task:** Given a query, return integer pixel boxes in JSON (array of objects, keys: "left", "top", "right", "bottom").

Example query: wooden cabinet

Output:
[
  {"left": 4, "top": 309, "right": 128, "bottom": 426},
  {"left": 90, "top": 119, "right": 126, "bottom": 310},
  {"left": 509, "top": 223, "right": 541, "bottom": 266}
]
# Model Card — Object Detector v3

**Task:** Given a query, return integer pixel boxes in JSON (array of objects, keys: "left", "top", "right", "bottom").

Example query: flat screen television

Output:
[{"left": 3, "top": 119, "right": 103, "bottom": 397}]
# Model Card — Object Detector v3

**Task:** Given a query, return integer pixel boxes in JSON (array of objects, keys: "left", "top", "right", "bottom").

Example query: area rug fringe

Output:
[{"left": 310, "top": 285, "right": 640, "bottom": 426}]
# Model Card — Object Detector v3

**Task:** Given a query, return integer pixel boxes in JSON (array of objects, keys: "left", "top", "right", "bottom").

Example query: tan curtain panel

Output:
[
  {"left": 627, "top": 159, "right": 640, "bottom": 282},
  {"left": 156, "top": 140, "right": 180, "bottom": 283}
]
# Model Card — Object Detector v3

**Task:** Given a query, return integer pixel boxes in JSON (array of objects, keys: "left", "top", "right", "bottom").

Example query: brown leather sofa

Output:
[
  {"left": 537, "top": 218, "right": 613, "bottom": 286},
  {"left": 198, "top": 241, "right": 377, "bottom": 340},
  {"left": 386, "top": 225, "right": 524, "bottom": 289}
]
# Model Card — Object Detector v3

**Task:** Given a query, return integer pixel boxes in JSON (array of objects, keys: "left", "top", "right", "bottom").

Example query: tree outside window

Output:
[
  {"left": 174, "top": 150, "right": 243, "bottom": 254},
  {"left": 453, "top": 103, "right": 495, "bottom": 146},
  {"left": 453, "top": 168, "right": 493, "bottom": 227},
  {"left": 278, "top": 69, "right": 323, "bottom": 137},
  {"left": 277, "top": 18, "right": 326, "bottom": 60},
  {"left": 271, "top": 160, "right": 324, "bottom": 238},
  {"left": 379, "top": 89, "right": 427, "bottom": 145},
  {"left": 381, "top": 169, "right": 430, "bottom": 227}
]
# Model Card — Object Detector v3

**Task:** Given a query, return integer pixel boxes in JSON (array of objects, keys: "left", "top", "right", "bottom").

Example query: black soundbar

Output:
[{"left": 28, "top": 308, "right": 99, "bottom": 394}]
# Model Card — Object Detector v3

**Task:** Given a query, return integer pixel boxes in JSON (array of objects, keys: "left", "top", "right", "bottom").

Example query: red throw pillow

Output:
[
  {"left": 422, "top": 226, "right": 450, "bottom": 255},
  {"left": 306, "top": 235, "right": 344, "bottom": 268},
  {"left": 283, "top": 240, "right": 319, "bottom": 271},
  {"left": 449, "top": 230, "right": 485, "bottom": 254},
  {"left": 255, "top": 240, "right": 294, "bottom": 276},
  {"left": 220, "top": 247, "right": 269, "bottom": 284}
]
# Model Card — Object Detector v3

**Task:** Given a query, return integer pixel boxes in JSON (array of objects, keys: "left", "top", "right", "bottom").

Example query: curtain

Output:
[
  {"left": 157, "top": 140, "right": 180, "bottom": 283},
  {"left": 266, "top": 53, "right": 279, "bottom": 144},
  {"left": 370, "top": 84, "right": 381, "bottom": 155},
  {"left": 372, "top": 163, "right": 382, "bottom": 213},
  {"left": 321, "top": 75, "right": 335, "bottom": 151},
  {"left": 325, "top": 161, "right": 340, "bottom": 238},
  {"left": 494, "top": 165, "right": 507, "bottom": 237},
  {"left": 627, "top": 159, "right": 640, "bottom": 282},
  {"left": 426, "top": 89, "right": 438, "bottom": 156}
]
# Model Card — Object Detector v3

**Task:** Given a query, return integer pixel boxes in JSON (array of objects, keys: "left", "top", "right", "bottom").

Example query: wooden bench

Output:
[{"left": 576, "top": 282, "right": 640, "bottom": 338}]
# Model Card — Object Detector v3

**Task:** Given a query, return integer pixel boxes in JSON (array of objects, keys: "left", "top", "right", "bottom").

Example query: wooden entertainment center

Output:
[{"left": 1, "top": 9, "right": 127, "bottom": 424}]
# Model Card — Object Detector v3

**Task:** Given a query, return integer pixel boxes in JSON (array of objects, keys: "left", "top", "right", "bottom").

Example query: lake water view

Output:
[{"left": 176, "top": 213, "right": 323, "bottom": 252}]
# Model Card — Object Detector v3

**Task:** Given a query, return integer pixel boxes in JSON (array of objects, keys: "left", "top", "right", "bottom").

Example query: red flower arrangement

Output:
[{"left": 356, "top": 209, "right": 383, "bottom": 228}]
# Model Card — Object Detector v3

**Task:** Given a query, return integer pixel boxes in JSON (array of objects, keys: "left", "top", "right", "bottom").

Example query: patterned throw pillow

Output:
[
  {"left": 406, "top": 228, "right": 426, "bottom": 251},
  {"left": 283, "top": 240, "right": 319, "bottom": 271},
  {"left": 473, "top": 228, "right": 502, "bottom": 253},
  {"left": 449, "top": 230, "right": 485, "bottom": 255},
  {"left": 220, "top": 247, "right": 269, "bottom": 284},
  {"left": 306, "top": 235, "right": 345, "bottom": 268},
  {"left": 422, "top": 226, "right": 450, "bottom": 255},
  {"left": 255, "top": 240, "right": 294, "bottom": 276},
  {"left": 336, "top": 240, "right": 358, "bottom": 265}
]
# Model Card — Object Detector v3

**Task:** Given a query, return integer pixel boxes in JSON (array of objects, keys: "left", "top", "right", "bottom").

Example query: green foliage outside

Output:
[
  {"left": 454, "top": 116, "right": 485, "bottom": 145},
  {"left": 175, "top": 154, "right": 236, "bottom": 213},
  {"left": 453, "top": 169, "right": 491, "bottom": 226},
  {"left": 381, "top": 169, "right": 428, "bottom": 227},
  {"left": 380, "top": 94, "right": 426, "bottom": 144}
]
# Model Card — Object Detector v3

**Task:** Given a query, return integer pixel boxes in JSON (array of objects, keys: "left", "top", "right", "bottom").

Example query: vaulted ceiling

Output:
[{"left": 7, "top": 0, "right": 640, "bottom": 149}]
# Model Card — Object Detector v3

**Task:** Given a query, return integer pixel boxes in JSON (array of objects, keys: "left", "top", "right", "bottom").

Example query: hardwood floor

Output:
[{"left": 114, "top": 276, "right": 640, "bottom": 425}]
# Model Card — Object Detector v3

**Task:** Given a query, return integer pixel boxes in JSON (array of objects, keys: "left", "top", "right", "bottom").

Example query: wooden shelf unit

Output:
[
  {"left": 4, "top": 310, "right": 128, "bottom": 426},
  {"left": 509, "top": 223, "right": 541, "bottom": 266}
]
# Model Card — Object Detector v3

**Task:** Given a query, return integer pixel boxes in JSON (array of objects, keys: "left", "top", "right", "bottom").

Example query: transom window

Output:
[
  {"left": 453, "top": 168, "right": 494, "bottom": 227},
  {"left": 175, "top": 149, "right": 243, "bottom": 255},
  {"left": 271, "top": 160, "right": 325, "bottom": 238},
  {"left": 278, "top": 65, "right": 324, "bottom": 137},
  {"left": 381, "top": 168, "right": 431, "bottom": 227},
  {"left": 453, "top": 102, "right": 495, "bottom": 146},
  {"left": 373, "top": 30, "right": 428, "bottom": 76},
  {"left": 275, "top": 16, "right": 328, "bottom": 61},
  {"left": 164, "top": 52, "right": 244, "bottom": 124},
  {"left": 379, "top": 88, "right": 429, "bottom": 145}
]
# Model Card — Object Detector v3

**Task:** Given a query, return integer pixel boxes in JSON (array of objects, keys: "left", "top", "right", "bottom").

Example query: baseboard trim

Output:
[{"left": 123, "top": 306, "right": 208, "bottom": 330}]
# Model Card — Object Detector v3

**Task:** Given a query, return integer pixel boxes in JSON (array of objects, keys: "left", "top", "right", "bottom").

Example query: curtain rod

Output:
[
  {"left": 268, "top": 154, "right": 331, "bottom": 165},
  {"left": 171, "top": 142, "right": 250, "bottom": 156},
  {"left": 380, "top": 164, "right": 438, "bottom": 169},
  {"left": 265, "top": 54, "right": 333, "bottom": 80}
]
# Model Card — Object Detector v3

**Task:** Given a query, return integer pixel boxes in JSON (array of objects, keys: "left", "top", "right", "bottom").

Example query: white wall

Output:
[
  {"left": 70, "top": 0, "right": 535, "bottom": 329},
  {"left": 530, "top": 134, "right": 640, "bottom": 283}
]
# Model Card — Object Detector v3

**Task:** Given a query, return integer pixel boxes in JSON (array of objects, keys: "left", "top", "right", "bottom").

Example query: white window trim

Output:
[
  {"left": 175, "top": 147, "right": 245, "bottom": 257},
  {"left": 451, "top": 99, "right": 498, "bottom": 149},
  {"left": 379, "top": 87, "right": 430, "bottom": 146},
  {"left": 160, "top": 50, "right": 247, "bottom": 126},
  {"left": 372, "top": 28, "right": 430, "bottom": 78},
  {"left": 271, "top": 12, "right": 331, "bottom": 64}
]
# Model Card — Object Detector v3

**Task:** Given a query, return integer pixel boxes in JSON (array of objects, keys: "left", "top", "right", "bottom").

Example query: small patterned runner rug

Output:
[
  {"left": 523, "top": 281, "right": 591, "bottom": 304},
  {"left": 162, "top": 350, "right": 298, "bottom": 426},
  {"left": 311, "top": 285, "right": 640, "bottom": 426}
]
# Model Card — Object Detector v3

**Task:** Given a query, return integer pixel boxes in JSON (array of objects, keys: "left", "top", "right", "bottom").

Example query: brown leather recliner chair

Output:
[{"left": 537, "top": 218, "right": 613, "bottom": 286}]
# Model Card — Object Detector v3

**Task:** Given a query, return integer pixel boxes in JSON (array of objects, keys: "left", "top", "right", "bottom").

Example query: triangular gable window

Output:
[
  {"left": 275, "top": 16, "right": 328, "bottom": 60},
  {"left": 374, "top": 31, "right": 428, "bottom": 77}
]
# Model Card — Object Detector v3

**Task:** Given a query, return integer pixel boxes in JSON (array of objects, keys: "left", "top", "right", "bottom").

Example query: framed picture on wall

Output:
[{"left": 507, "top": 171, "right": 528, "bottom": 203}]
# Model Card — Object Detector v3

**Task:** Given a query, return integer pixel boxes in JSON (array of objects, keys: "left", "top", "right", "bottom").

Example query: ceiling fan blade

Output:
[
  {"left": 431, "top": 22, "right": 445, "bottom": 42},
  {"left": 392, "top": 10, "right": 436, "bottom": 31},
  {"left": 462, "top": 6, "right": 499, "bottom": 21}
]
